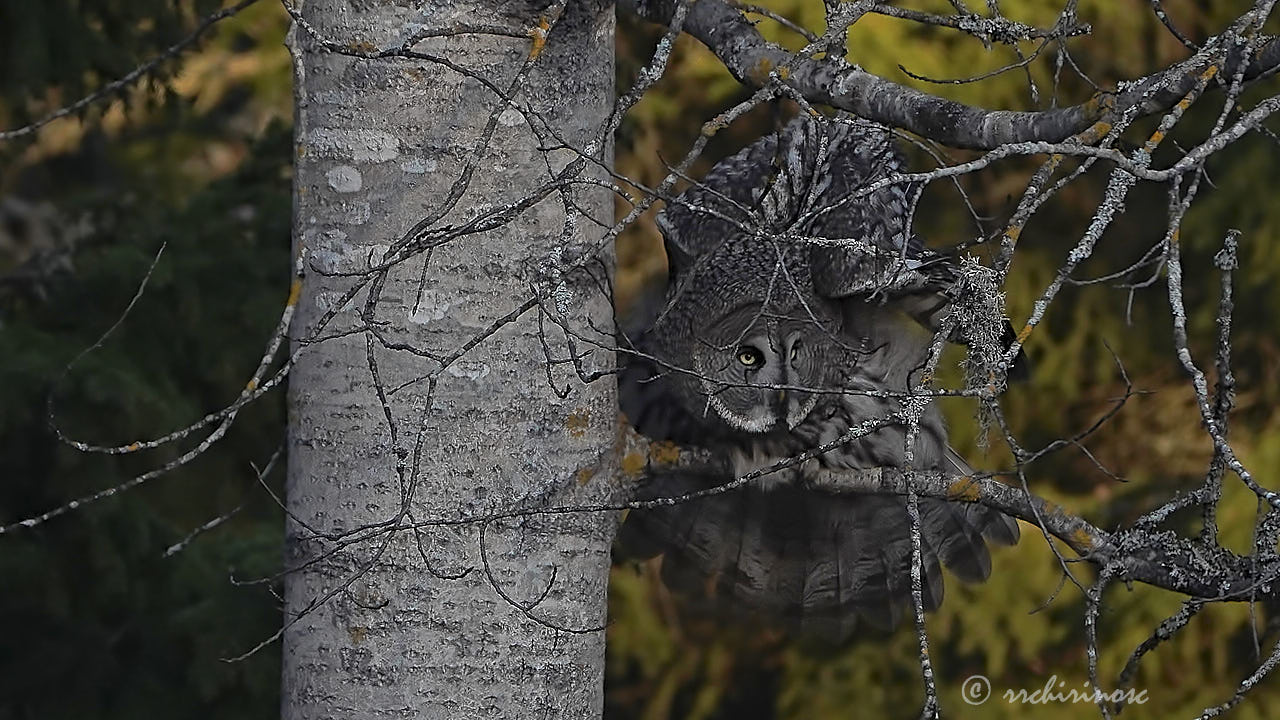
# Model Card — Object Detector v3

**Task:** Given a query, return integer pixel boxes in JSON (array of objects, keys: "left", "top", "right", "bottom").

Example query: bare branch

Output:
[
  {"left": 620, "top": 0, "right": 1280, "bottom": 149},
  {"left": 0, "top": 0, "right": 264, "bottom": 143}
]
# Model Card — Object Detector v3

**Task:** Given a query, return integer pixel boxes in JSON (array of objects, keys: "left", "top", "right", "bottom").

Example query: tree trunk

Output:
[{"left": 282, "top": 2, "right": 616, "bottom": 718}]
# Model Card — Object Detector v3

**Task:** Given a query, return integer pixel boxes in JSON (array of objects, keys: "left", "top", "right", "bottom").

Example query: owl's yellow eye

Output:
[{"left": 737, "top": 346, "right": 764, "bottom": 368}]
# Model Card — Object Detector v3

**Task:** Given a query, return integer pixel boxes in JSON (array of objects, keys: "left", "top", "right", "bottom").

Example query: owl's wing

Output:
[
  {"left": 654, "top": 129, "right": 781, "bottom": 284},
  {"left": 943, "top": 446, "right": 1022, "bottom": 547},
  {"left": 617, "top": 339, "right": 714, "bottom": 446},
  {"left": 795, "top": 115, "right": 936, "bottom": 299},
  {"left": 615, "top": 266, "right": 721, "bottom": 443},
  {"left": 793, "top": 115, "right": 1032, "bottom": 377},
  {"left": 658, "top": 116, "right": 920, "bottom": 267},
  {"left": 617, "top": 466, "right": 1020, "bottom": 638},
  {"left": 657, "top": 116, "right": 968, "bottom": 340}
]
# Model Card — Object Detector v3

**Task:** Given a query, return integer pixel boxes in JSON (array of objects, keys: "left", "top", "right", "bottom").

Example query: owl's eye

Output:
[{"left": 737, "top": 346, "right": 764, "bottom": 368}]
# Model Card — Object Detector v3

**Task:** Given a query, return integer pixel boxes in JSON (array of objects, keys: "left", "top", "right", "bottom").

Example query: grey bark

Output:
[{"left": 282, "top": 2, "right": 617, "bottom": 719}]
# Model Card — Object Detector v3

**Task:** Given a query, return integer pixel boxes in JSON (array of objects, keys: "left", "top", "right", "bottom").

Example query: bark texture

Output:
[{"left": 282, "top": 2, "right": 616, "bottom": 718}]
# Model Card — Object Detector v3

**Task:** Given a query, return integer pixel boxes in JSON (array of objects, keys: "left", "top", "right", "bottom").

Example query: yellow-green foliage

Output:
[{"left": 608, "top": 2, "right": 1280, "bottom": 717}]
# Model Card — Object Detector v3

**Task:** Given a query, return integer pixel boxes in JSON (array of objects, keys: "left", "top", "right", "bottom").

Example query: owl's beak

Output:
[
  {"left": 781, "top": 391, "right": 811, "bottom": 429},
  {"left": 771, "top": 390, "right": 794, "bottom": 430}
]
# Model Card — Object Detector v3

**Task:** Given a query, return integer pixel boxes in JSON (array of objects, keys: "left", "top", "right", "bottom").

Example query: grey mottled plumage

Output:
[{"left": 618, "top": 114, "right": 1019, "bottom": 636}]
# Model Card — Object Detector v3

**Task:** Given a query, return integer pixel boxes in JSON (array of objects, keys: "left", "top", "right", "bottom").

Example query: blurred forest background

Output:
[{"left": 2, "top": 1, "right": 1279, "bottom": 718}]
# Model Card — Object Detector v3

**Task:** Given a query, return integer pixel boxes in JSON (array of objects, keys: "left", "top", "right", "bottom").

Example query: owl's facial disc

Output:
[{"left": 694, "top": 316, "right": 822, "bottom": 434}]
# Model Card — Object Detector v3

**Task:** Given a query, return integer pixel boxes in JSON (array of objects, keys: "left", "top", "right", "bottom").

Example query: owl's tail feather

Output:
[{"left": 617, "top": 470, "right": 1018, "bottom": 637}]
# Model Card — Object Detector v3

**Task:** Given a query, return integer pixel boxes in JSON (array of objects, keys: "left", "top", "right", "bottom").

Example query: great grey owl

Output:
[{"left": 617, "top": 113, "right": 1021, "bottom": 636}]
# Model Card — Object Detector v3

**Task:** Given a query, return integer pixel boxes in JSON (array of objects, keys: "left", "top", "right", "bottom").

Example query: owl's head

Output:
[{"left": 682, "top": 301, "right": 839, "bottom": 434}]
